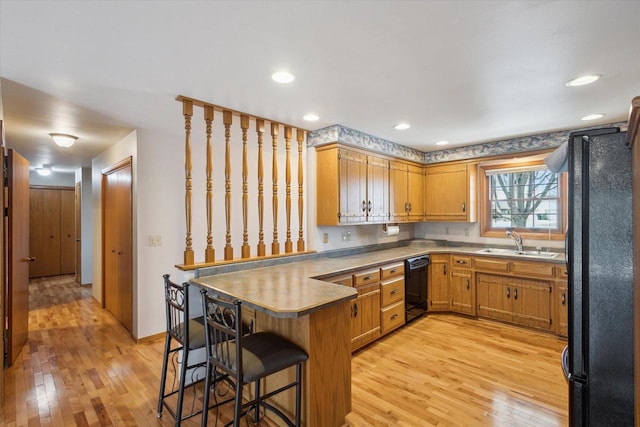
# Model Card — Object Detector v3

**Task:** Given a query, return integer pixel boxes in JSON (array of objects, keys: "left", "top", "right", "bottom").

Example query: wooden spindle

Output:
[
  {"left": 296, "top": 129, "right": 306, "bottom": 252},
  {"left": 223, "top": 110, "right": 234, "bottom": 260},
  {"left": 241, "top": 115, "right": 250, "bottom": 258},
  {"left": 256, "top": 120, "right": 266, "bottom": 256},
  {"left": 284, "top": 126, "right": 293, "bottom": 253},
  {"left": 204, "top": 105, "right": 215, "bottom": 262},
  {"left": 271, "top": 122, "right": 280, "bottom": 255},
  {"left": 182, "top": 100, "right": 194, "bottom": 265}
]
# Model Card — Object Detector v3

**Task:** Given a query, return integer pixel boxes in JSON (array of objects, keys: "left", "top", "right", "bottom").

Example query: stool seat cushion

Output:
[
  {"left": 172, "top": 318, "right": 206, "bottom": 350},
  {"left": 219, "top": 332, "right": 308, "bottom": 383}
]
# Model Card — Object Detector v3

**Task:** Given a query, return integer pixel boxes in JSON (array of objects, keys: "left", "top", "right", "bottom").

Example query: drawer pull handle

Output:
[
  {"left": 561, "top": 293, "right": 566, "bottom": 305},
  {"left": 506, "top": 287, "right": 510, "bottom": 298},
  {"left": 443, "top": 265, "right": 447, "bottom": 275},
  {"left": 390, "top": 289, "right": 398, "bottom": 294},
  {"left": 364, "top": 275, "right": 372, "bottom": 281},
  {"left": 390, "top": 268, "right": 397, "bottom": 273},
  {"left": 514, "top": 288, "right": 518, "bottom": 300},
  {"left": 456, "top": 260, "right": 467, "bottom": 264},
  {"left": 391, "top": 314, "right": 398, "bottom": 320},
  {"left": 462, "top": 202, "right": 466, "bottom": 213},
  {"left": 466, "top": 279, "right": 470, "bottom": 290}
]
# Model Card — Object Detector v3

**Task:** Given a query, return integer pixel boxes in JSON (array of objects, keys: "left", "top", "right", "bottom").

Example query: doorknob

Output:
[{"left": 25, "top": 256, "right": 36, "bottom": 263}]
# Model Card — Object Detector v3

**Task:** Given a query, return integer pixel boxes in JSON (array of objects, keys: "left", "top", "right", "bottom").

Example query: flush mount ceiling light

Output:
[
  {"left": 303, "top": 113, "right": 319, "bottom": 121},
  {"left": 394, "top": 123, "right": 410, "bottom": 130},
  {"left": 36, "top": 167, "right": 52, "bottom": 176},
  {"left": 565, "top": 74, "right": 601, "bottom": 87},
  {"left": 581, "top": 113, "right": 605, "bottom": 121},
  {"left": 271, "top": 71, "right": 295, "bottom": 84},
  {"left": 435, "top": 140, "right": 449, "bottom": 146},
  {"left": 49, "top": 133, "right": 78, "bottom": 148}
]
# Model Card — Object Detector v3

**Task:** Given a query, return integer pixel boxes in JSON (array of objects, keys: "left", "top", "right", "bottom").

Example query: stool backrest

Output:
[
  {"left": 163, "top": 274, "right": 190, "bottom": 345},
  {"left": 201, "top": 291, "right": 243, "bottom": 379}
]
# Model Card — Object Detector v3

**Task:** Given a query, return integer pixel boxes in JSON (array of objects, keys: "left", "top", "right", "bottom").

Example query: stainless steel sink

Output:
[{"left": 475, "top": 247, "right": 560, "bottom": 259}]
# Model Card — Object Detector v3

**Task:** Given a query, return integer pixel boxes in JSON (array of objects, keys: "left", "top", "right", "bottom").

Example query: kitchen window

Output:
[{"left": 479, "top": 159, "right": 566, "bottom": 239}]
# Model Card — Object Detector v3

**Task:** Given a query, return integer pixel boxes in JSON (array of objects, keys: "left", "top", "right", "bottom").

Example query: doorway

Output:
[{"left": 102, "top": 158, "right": 133, "bottom": 334}]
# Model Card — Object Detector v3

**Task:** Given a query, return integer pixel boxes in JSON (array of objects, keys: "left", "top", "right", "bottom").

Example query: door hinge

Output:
[
  {"left": 3, "top": 329, "right": 9, "bottom": 341},
  {"left": 3, "top": 207, "right": 7, "bottom": 217}
]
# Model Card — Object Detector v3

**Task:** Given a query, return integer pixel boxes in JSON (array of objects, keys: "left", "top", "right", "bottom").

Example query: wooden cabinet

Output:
[
  {"left": 351, "top": 269, "right": 382, "bottom": 351},
  {"left": 476, "top": 272, "right": 553, "bottom": 331},
  {"left": 424, "top": 163, "right": 477, "bottom": 222},
  {"left": 380, "top": 262, "right": 405, "bottom": 335},
  {"left": 316, "top": 146, "right": 389, "bottom": 225},
  {"left": 450, "top": 256, "right": 475, "bottom": 315},
  {"left": 29, "top": 187, "right": 76, "bottom": 278},
  {"left": 556, "top": 266, "right": 568, "bottom": 337},
  {"left": 428, "top": 254, "right": 449, "bottom": 312},
  {"left": 390, "top": 161, "right": 425, "bottom": 222}
]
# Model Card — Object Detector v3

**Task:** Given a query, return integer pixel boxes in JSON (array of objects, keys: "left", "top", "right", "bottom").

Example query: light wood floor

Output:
[{"left": 1, "top": 275, "right": 568, "bottom": 426}]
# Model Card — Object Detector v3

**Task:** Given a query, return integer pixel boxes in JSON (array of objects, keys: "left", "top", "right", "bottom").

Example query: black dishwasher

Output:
[{"left": 405, "top": 255, "right": 430, "bottom": 322}]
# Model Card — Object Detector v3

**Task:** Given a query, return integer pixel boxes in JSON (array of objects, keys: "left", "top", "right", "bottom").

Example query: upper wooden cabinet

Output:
[
  {"left": 390, "top": 161, "right": 425, "bottom": 222},
  {"left": 316, "top": 146, "right": 389, "bottom": 225},
  {"left": 425, "top": 163, "right": 477, "bottom": 222}
]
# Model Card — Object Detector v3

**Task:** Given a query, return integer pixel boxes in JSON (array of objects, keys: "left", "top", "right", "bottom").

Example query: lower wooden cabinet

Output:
[
  {"left": 428, "top": 254, "right": 449, "bottom": 312},
  {"left": 476, "top": 273, "right": 554, "bottom": 332},
  {"left": 450, "top": 256, "right": 475, "bottom": 315},
  {"left": 380, "top": 262, "right": 405, "bottom": 335}
]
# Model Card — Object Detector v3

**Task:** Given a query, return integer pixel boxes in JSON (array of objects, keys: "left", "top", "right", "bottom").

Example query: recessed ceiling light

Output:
[
  {"left": 581, "top": 113, "right": 605, "bottom": 121},
  {"left": 271, "top": 71, "right": 295, "bottom": 84},
  {"left": 303, "top": 113, "right": 319, "bottom": 121},
  {"left": 435, "top": 140, "right": 449, "bottom": 146},
  {"left": 394, "top": 123, "right": 410, "bottom": 130},
  {"left": 565, "top": 74, "right": 601, "bottom": 87}
]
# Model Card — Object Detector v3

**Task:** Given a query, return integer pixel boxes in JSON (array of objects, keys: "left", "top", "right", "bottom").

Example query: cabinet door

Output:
[
  {"left": 428, "top": 254, "right": 449, "bottom": 311},
  {"left": 407, "top": 165, "right": 425, "bottom": 221},
  {"left": 450, "top": 268, "right": 475, "bottom": 315},
  {"left": 476, "top": 274, "right": 512, "bottom": 321},
  {"left": 366, "top": 155, "right": 389, "bottom": 222},
  {"left": 512, "top": 279, "right": 553, "bottom": 331},
  {"left": 557, "top": 281, "right": 568, "bottom": 337},
  {"left": 389, "top": 161, "right": 408, "bottom": 222},
  {"left": 425, "top": 163, "right": 475, "bottom": 222},
  {"left": 339, "top": 149, "right": 368, "bottom": 223},
  {"left": 352, "top": 282, "right": 381, "bottom": 351}
]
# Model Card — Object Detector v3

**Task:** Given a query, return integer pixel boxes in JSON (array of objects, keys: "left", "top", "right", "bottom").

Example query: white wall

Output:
[
  {"left": 75, "top": 167, "right": 93, "bottom": 285},
  {"left": 29, "top": 170, "right": 75, "bottom": 186}
]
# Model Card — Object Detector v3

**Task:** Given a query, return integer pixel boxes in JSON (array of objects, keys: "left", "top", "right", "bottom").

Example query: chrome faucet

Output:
[{"left": 506, "top": 230, "right": 523, "bottom": 253}]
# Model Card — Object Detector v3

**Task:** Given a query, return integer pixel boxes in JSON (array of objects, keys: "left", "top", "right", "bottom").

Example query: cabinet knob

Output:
[{"left": 390, "top": 289, "right": 398, "bottom": 294}]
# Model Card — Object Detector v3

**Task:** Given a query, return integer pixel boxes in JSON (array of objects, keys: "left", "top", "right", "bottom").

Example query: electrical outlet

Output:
[
  {"left": 149, "top": 235, "right": 162, "bottom": 246},
  {"left": 342, "top": 231, "right": 348, "bottom": 242},
  {"left": 322, "top": 233, "right": 328, "bottom": 244}
]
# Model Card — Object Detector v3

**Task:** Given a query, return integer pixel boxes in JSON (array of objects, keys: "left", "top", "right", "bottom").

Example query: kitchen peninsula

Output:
[{"left": 191, "top": 240, "right": 566, "bottom": 426}]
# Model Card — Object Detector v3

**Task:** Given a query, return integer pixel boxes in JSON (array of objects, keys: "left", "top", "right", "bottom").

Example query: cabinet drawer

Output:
[
  {"left": 325, "top": 274, "right": 353, "bottom": 287},
  {"left": 451, "top": 255, "right": 471, "bottom": 268},
  {"left": 381, "top": 277, "right": 405, "bottom": 306},
  {"left": 354, "top": 269, "right": 381, "bottom": 286},
  {"left": 511, "top": 261, "right": 555, "bottom": 278},
  {"left": 380, "top": 262, "right": 404, "bottom": 280},
  {"left": 381, "top": 301, "right": 405, "bottom": 334},
  {"left": 556, "top": 265, "right": 568, "bottom": 279},
  {"left": 472, "top": 257, "right": 510, "bottom": 273}
]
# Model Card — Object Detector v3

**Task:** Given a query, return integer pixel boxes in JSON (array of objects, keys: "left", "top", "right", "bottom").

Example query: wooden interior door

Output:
[
  {"left": 103, "top": 160, "right": 133, "bottom": 333},
  {"left": 59, "top": 189, "right": 75, "bottom": 275},
  {"left": 29, "top": 188, "right": 61, "bottom": 277},
  {"left": 7, "top": 149, "right": 30, "bottom": 365},
  {"left": 75, "top": 182, "right": 82, "bottom": 284}
]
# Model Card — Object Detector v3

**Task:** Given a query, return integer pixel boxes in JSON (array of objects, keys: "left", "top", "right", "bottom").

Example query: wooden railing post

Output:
[
  {"left": 256, "top": 120, "right": 266, "bottom": 256},
  {"left": 284, "top": 126, "right": 293, "bottom": 253},
  {"left": 223, "top": 110, "right": 234, "bottom": 260},
  {"left": 296, "top": 129, "right": 306, "bottom": 252},
  {"left": 271, "top": 122, "right": 280, "bottom": 255},
  {"left": 183, "top": 100, "right": 194, "bottom": 265},
  {"left": 204, "top": 105, "right": 215, "bottom": 262},
  {"left": 241, "top": 115, "right": 250, "bottom": 258}
]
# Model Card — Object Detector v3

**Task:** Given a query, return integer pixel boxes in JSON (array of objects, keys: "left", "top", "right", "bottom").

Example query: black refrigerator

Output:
[{"left": 560, "top": 127, "right": 635, "bottom": 426}]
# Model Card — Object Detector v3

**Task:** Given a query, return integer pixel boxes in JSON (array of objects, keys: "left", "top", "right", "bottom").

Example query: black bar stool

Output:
[
  {"left": 157, "top": 274, "right": 207, "bottom": 424},
  {"left": 200, "top": 289, "right": 308, "bottom": 427}
]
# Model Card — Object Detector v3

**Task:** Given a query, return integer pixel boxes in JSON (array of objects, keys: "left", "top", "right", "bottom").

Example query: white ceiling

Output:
[{"left": 1, "top": 1, "right": 639, "bottom": 172}]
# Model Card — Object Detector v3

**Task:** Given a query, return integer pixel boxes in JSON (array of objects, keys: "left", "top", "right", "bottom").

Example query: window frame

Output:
[{"left": 479, "top": 159, "right": 567, "bottom": 240}]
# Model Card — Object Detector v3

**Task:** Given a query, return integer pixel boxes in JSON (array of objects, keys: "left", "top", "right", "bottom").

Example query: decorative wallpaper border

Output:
[{"left": 307, "top": 122, "right": 628, "bottom": 164}]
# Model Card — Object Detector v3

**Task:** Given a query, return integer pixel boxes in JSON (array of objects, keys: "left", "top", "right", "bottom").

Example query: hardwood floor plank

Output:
[{"left": 2, "top": 275, "right": 568, "bottom": 426}]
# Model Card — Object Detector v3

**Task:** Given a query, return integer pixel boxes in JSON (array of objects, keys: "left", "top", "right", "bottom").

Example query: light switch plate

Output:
[{"left": 149, "top": 235, "right": 162, "bottom": 246}]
